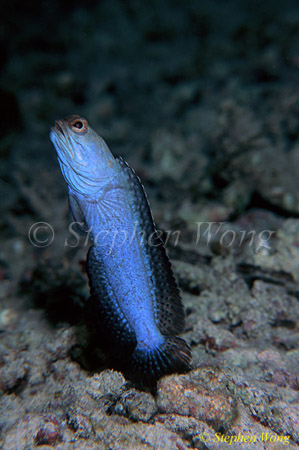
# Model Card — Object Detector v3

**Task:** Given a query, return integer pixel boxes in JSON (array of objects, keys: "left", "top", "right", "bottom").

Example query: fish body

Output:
[{"left": 50, "top": 115, "right": 191, "bottom": 384}]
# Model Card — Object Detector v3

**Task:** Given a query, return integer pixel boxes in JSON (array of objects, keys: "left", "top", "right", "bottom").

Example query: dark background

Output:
[{"left": 0, "top": 1, "right": 299, "bottom": 448}]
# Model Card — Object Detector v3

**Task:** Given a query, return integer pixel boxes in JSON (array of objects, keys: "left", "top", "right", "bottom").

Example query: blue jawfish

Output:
[{"left": 50, "top": 115, "right": 191, "bottom": 384}]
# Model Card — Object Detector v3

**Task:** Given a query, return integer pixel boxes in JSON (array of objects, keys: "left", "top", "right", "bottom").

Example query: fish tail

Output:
[{"left": 131, "top": 337, "right": 192, "bottom": 385}]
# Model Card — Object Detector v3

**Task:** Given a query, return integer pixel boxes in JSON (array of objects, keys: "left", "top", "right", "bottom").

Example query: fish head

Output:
[{"left": 50, "top": 115, "right": 116, "bottom": 195}]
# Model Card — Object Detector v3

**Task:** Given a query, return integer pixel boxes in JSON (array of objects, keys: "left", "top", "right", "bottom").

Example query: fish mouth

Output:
[
  {"left": 50, "top": 119, "right": 75, "bottom": 159},
  {"left": 51, "top": 120, "right": 66, "bottom": 137},
  {"left": 54, "top": 120, "right": 64, "bottom": 134}
]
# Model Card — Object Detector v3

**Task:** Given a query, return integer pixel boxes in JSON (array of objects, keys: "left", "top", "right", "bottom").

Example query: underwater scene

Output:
[{"left": 0, "top": 0, "right": 299, "bottom": 448}]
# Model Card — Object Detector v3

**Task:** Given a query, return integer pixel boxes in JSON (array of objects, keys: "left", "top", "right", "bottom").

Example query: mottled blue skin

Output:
[{"left": 50, "top": 117, "right": 164, "bottom": 351}]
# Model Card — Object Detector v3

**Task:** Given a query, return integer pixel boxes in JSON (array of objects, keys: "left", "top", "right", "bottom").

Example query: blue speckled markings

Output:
[{"left": 50, "top": 115, "right": 192, "bottom": 384}]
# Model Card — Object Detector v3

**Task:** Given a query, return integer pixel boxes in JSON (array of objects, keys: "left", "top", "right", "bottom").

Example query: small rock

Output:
[
  {"left": 67, "top": 411, "right": 93, "bottom": 438},
  {"left": 35, "top": 415, "right": 63, "bottom": 446},
  {"left": 114, "top": 388, "right": 157, "bottom": 422},
  {"left": 157, "top": 370, "right": 236, "bottom": 429},
  {"left": 86, "top": 370, "right": 127, "bottom": 409},
  {"left": 0, "top": 354, "right": 29, "bottom": 394},
  {"left": 3, "top": 414, "right": 63, "bottom": 450},
  {"left": 0, "top": 308, "right": 18, "bottom": 327}
]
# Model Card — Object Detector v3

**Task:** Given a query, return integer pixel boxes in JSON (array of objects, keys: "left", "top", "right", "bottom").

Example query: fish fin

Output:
[
  {"left": 116, "top": 157, "right": 185, "bottom": 335},
  {"left": 131, "top": 336, "right": 192, "bottom": 385},
  {"left": 68, "top": 192, "right": 89, "bottom": 234},
  {"left": 86, "top": 246, "right": 137, "bottom": 359}
]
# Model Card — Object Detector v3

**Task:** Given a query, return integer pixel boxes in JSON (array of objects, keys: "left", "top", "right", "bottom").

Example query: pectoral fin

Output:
[{"left": 68, "top": 193, "right": 89, "bottom": 234}]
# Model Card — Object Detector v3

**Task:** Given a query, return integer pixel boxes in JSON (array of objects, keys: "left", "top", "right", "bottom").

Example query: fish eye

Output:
[{"left": 70, "top": 117, "right": 88, "bottom": 133}]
